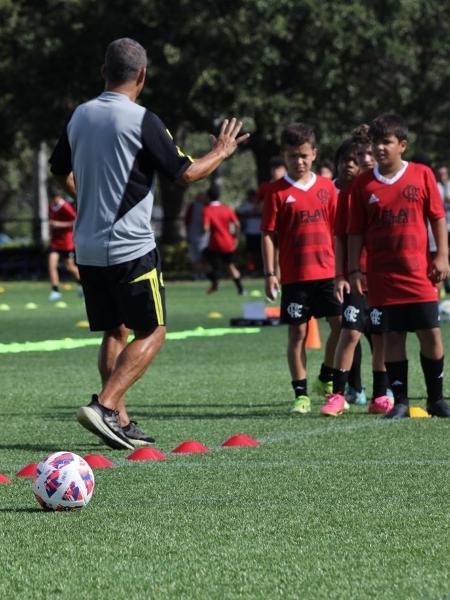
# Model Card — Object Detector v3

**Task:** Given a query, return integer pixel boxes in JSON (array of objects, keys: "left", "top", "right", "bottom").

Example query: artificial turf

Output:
[{"left": 0, "top": 280, "right": 449, "bottom": 599}]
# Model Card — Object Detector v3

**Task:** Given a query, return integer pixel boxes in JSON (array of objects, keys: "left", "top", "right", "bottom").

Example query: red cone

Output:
[
  {"left": 127, "top": 448, "right": 167, "bottom": 461},
  {"left": 222, "top": 434, "right": 260, "bottom": 448},
  {"left": 0, "top": 473, "right": 12, "bottom": 484},
  {"left": 83, "top": 454, "right": 115, "bottom": 469},
  {"left": 16, "top": 463, "right": 37, "bottom": 478},
  {"left": 172, "top": 441, "right": 210, "bottom": 454}
]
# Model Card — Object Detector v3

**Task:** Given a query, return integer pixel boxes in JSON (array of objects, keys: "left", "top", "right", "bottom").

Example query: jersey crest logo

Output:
[
  {"left": 370, "top": 308, "right": 382, "bottom": 326},
  {"left": 369, "top": 193, "right": 380, "bottom": 204},
  {"left": 287, "top": 303, "right": 303, "bottom": 319},
  {"left": 343, "top": 305, "right": 360, "bottom": 323},
  {"left": 285, "top": 195, "right": 296, "bottom": 204},
  {"left": 402, "top": 185, "right": 420, "bottom": 203},
  {"left": 316, "top": 189, "right": 331, "bottom": 204}
]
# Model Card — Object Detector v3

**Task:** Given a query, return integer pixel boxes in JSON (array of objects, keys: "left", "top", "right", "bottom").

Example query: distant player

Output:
[
  {"left": 261, "top": 122, "right": 341, "bottom": 414},
  {"left": 320, "top": 137, "right": 393, "bottom": 417},
  {"left": 348, "top": 113, "right": 450, "bottom": 418},
  {"left": 47, "top": 186, "right": 81, "bottom": 301},
  {"left": 202, "top": 185, "right": 244, "bottom": 295}
]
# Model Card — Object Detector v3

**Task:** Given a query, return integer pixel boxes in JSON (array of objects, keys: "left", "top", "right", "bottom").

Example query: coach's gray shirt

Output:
[{"left": 50, "top": 91, "right": 192, "bottom": 266}]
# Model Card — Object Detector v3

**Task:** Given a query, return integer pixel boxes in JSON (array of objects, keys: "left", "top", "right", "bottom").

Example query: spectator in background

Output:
[
  {"left": 237, "top": 188, "right": 262, "bottom": 274},
  {"left": 184, "top": 191, "right": 208, "bottom": 278},
  {"left": 256, "top": 156, "right": 286, "bottom": 204},
  {"left": 202, "top": 185, "right": 244, "bottom": 295},
  {"left": 317, "top": 159, "right": 334, "bottom": 180},
  {"left": 47, "top": 186, "right": 82, "bottom": 301}
]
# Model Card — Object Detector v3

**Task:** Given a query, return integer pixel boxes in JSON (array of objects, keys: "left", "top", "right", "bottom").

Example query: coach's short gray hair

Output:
[{"left": 104, "top": 38, "right": 147, "bottom": 85}]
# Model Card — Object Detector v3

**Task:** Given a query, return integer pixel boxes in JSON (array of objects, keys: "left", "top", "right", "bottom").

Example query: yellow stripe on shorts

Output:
[{"left": 130, "top": 268, "right": 164, "bottom": 325}]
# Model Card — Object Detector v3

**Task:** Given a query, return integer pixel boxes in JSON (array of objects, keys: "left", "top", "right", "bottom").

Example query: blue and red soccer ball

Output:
[{"left": 32, "top": 451, "right": 95, "bottom": 511}]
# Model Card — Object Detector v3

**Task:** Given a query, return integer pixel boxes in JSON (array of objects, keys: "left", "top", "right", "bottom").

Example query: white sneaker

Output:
[{"left": 49, "top": 290, "right": 62, "bottom": 301}]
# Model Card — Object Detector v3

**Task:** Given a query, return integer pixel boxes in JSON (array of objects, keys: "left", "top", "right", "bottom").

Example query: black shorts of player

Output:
[
  {"left": 78, "top": 248, "right": 166, "bottom": 332},
  {"left": 48, "top": 247, "right": 75, "bottom": 260},
  {"left": 202, "top": 248, "right": 235, "bottom": 267},
  {"left": 369, "top": 301, "right": 440, "bottom": 334},
  {"left": 341, "top": 291, "right": 372, "bottom": 333},
  {"left": 281, "top": 278, "right": 342, "bottom": 325}
]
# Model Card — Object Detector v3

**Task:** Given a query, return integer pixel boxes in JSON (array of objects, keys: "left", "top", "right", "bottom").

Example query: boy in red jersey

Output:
[
  {"left": 320, "top": 136, "right": 393, "bottom": 417},
  {"left": 261, "top": 123, "right": 341, "bottom": 414},
  {"left": 47, "top": 186, "right": 81, "bottom": 301},
  {"left": 202, "top": 185, "right": 244, "bottom": 295},
  {"left": 348, "top": 114, "right": 450, "bottom": 419}
]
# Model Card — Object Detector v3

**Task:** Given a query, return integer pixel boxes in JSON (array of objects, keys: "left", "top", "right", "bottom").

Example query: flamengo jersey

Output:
[
  {"left": 334, "top": 183, "right": 367, "bottom": 277},
  {"left": 348, "top": 162, "right": 445, "bottom": 306},
  {"left": 261, "top": 174, "right": 337, "bottom": 283},
  {"left": 203, "top": 201, "right": 239, "bottom": 253},
  {"left": 49, "top": 200, "right": 76, "bottom": 251},
  {"left": 49, "top": 91, "right": 192, "bottom": 266}
]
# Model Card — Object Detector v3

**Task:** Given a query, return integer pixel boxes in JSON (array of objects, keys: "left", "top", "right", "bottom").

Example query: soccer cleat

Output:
[
  {"left": 368, "top": 395, "right": 394, "bottom": 415},
  {"left": 312, "top": 378, "right": 333, "bottom": 397},
  {"left": 346, "top": 386, "right": 367, "bottom": 406},
  {"left": 427, "top": 399, "right": 450, "bottom": 417},
  {"left": 291, "top": 395, "right": 311, "bottom": 414},
  {"left": 320, "top": 393, "right": 347, "bottom": 417},
  {"left": 122, "top": 421, "right": 155, "bottom": 447},
  {"left": 49, "top": 290, "right": 62, "bottom": 301},
  {"left": 384, "top": 403, "right": 409, "bottom": 420},
  {"left": 77, "top": 395, "right": 134, "bottom": 450}
]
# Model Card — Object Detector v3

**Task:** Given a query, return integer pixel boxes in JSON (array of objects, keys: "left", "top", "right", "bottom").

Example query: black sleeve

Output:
[
  {"left": 141, "top": 111, "right": 193, "bottom": 181},
  {"left": 49, "top": 113, "right": 75, "bottom": 176}
]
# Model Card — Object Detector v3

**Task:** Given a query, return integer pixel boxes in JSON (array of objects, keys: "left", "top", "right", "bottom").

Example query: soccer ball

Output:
[{"left": 32, "top": 451, "right": 95, "bottom": 511}]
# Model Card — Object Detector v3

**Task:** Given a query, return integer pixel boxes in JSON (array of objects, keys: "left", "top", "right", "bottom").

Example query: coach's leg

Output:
[
  {"left": 98, "top": 325, "right": 166, "bottom": 414},
  {"left": 98, "top": 324, "right": 129, "bottom": 425}
]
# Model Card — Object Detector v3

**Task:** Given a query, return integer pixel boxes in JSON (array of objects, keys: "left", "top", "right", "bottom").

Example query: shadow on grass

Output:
[
  {"left": 0, "top": 508, "right": 45, "bottom": 513},
  {"left": 0, "top": 442, "right": 101, "bottom": 451}
]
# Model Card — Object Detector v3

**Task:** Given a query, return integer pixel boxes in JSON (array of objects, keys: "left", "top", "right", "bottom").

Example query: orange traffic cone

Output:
[{"left": 305, "top": 317, "right": 321, "bottom": 349}]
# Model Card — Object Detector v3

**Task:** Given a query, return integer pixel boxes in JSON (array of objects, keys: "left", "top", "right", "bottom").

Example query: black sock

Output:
[
  {"left": 292, "top": 379, "right": 307, "bottom": 398},
  {"left": 319, "top": 363, "right": 334, "bottom": 383},
  {"left": 206, "top": 272, "right": 218, "bottom": 288},
  {"left": 372, "top": 371, "right": 389, "bottom": 398},
  {"left": 420, "top": 354, "right": 444, "bottom": 405},
  {"left": 333, "top": 369, "right": 349, "bottom": 395},
  {"left": 348, "top": 342, "right": 362, "bottom": 392},
  {"left": 52, "top": 285, "right": 59, "bottom": 292},
  {"left": 385, "top": 360, "right": 408, "bottom": 405},
  {"left": 233, "top": 277, "right": 243, "bottom": 294}
]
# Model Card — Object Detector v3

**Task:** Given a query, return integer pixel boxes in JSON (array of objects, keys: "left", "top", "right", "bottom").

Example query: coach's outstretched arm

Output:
[{"left": 178, "top": 118, "right": 249, "bottom": 185}]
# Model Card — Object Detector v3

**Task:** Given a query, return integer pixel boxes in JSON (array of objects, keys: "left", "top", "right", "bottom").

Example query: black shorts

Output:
[
  {"left": 341, "top": 291, "right": 371, "bottom": 333},
  {"left": 369, "top": 301, "right": 440, "bottom": 333},
  {"left": 49, "top": 248, "right": 75, "bottom": 260},
  {"left": 78, "top": 248, "right": 166, "bottom": 332},
  {"left": 281, "top": 278, "right": 342, "bottom": 325},
  {"left": 202, "top": 249, "right": 235, "bottom": 267}
]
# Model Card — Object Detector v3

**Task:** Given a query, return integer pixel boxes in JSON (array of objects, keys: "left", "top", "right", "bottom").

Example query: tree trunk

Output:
[
  {"left": 32, "top": 142, "right": 49, "bottom": 247},
  {"left": 158, "top": 174, "right": 186, "bottom": 244},
  {"left": 248, "top": 131, "right": 280, "bottom": 183}
]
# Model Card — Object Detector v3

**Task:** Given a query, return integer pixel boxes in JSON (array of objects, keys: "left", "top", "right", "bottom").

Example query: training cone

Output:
[
  {"left": 265, "top": 306, "right": 280, "bottom": 318},
  {"left": 0, "top": 473, "right": 12, "bottom": 484},
  {"left": 83, "top": 454, "right": 115, "bottom": 468},
  {"left": 222, "top": 434, "right": 260, "bottom": 448},
  {"left": 172, "top": 441, "right": 210, "bottom": 454},
  {"left": 208, "top": 311, "right": 223, "bottom": 319},
  {"left": 76, "top": 320, "right": 89, "bottom": 328},
  {"left": 16, "top": 463, "right": 37, "bottom": 478},
  {"left": 127, "top": 448, "right": 167, "bottom": 461},
  {"left": 305, "top": 317, "right": 321, "bottom": 349},
  {"left": 409, "top": 406, "right": 431, "bottom": 418}
]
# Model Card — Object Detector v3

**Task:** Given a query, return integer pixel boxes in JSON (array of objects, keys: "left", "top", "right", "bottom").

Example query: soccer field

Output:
[{"left": 0, "top": 281, "right": 449, "bottom": 600}]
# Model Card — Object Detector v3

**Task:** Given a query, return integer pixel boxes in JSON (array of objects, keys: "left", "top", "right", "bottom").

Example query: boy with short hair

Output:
[
  {"left": 320, "top": 136, "right": 393, "bottom": 417},
  {"left": 348, "top": 113, "right": 450, "bottom": 419},
  {"left": 261, "top": 123, "right": 341, "bottom": 414}
]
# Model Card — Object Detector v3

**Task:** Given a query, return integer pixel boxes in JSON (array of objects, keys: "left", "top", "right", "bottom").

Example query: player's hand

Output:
[
  {"left": 265, "top": 275, "right": 280, "bottom": 302},
  {"left": 349, "top": 271, "right": 365, "bottom": 295},
  {"left": 334, "top": 276, "right": 350, "bottom": 303},
  {"left": 210, "top": 118, "right": 250, "bottom": 159},
  {"left": 429, "top": 253, "right": 450, "bottom": 283}
]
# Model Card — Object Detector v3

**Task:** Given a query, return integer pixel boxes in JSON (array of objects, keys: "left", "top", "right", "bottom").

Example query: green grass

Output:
[{"left": 0, "top": 280, "right": 450, "bottom": 599}]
